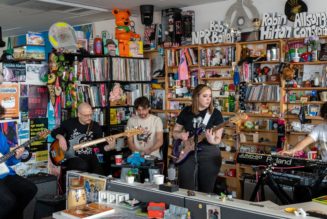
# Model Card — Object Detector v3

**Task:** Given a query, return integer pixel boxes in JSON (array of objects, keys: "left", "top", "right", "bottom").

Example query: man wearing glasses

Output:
[{"left": 51, "top": 102, "right": 114, "bottom": 176}]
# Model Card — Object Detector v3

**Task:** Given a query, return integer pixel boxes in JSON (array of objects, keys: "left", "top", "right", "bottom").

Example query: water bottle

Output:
[
  {"left": 167, "top": 161, "right": 177, "bottom": 182},
  {"left": 94, "top": 35, "right": 103, "bottom": 55},
  {"left": 233, "top": 66, "right": 240, "bottom": 86},
  {"left": 228, "top": 95, "right": 235, "bottom": 112}
]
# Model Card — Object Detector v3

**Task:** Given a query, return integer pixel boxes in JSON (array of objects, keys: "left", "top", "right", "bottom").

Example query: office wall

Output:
[
  {"left": 93, "top": 0, "right": 327, "bottom": 38},
  {"left": 182, "top": 0, "right": 327, "bottom": 31}
]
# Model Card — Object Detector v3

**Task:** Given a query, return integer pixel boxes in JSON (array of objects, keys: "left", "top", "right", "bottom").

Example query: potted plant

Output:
[{"left": 126, "top": 168, "right": 138, "bottom": 184}]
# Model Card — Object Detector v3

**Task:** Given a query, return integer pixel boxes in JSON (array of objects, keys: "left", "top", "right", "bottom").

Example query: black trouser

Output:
[
  {"left": 0, "top": 175, "right": 37, "bottom": 219},
  {"left": 60, "top": 155, "right": 105, "bottom": 193},
  {"left": 178, "top": 143, "right": 221, "bottom": 193}
]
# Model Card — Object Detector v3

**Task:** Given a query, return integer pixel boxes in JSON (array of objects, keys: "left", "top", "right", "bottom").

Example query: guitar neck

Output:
[
  {"left": 197, "top": 120, "right": 230, "bottom": 142},
  {"left": 73, "top": 133, "right": 126, "bottom": 150},
  {"left": 0, "top": 135, "right": 39, "bottom": 164}
]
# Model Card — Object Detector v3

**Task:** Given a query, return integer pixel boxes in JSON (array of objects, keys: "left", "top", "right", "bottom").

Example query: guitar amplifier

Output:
[{"left": 23, "top": 173, "right": 57, "bottom": 219}]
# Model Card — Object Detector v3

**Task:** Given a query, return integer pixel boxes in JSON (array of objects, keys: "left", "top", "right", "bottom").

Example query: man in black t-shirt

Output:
[{"left": 51, "top": 103, "right": 114, "bottom": 176}]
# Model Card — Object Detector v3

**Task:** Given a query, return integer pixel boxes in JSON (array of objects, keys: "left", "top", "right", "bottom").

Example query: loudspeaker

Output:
[{"left": 140, "top": 5, "right": 154, "bottom": 26}]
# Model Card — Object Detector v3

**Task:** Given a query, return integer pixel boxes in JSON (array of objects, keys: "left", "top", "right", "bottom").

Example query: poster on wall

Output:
[
  {"left": 20, "top": 84, "right": 29, "bottom": 121},
  {"left": 0, "top": 121, "right": 18, "bottom": 147},
  {"left": 28, "top": 85, "right": 48, "bottom": 118},
  {"left": 0, "top": 84, "right": 19, "bottom": 120},
  {"left": 29, "top": 117, "right": 48, "bottom": 152},
  {"left": 18, "top": 118, "right": 30, "bottom": 145},
  {"left": 3, "top": 62, "right": 26, "bottom": 82},
  {"left": 26, "top": 63, "right": 48, "bottom": 84}
]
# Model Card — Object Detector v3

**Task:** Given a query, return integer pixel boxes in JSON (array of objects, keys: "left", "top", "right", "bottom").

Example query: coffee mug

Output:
[
  {"left": 115, "top": 154, "right": 123, "bottom": 165},
  {"left": 153, "top": 174, "right": 164, "bottom": 185},
  {"left": 307, "top": 151, "right": 317, "bottom": 160}
]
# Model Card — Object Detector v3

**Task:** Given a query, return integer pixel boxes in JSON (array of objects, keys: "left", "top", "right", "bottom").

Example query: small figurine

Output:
[
  {"left": 109, "top": 83, "right": 126, "bottom": 105},
  {"left": 112, "top": 8, "right": 140, "bottom": 57}
]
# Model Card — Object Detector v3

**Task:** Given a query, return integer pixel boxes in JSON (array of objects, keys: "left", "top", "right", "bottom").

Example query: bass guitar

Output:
[
  {"left": 0, "top": 129, "right": 50, "bottom": 176},
  {"left": 49, "top": 128, "right": 143, "bottom": 166},
  {"left": 171, "top": 113, "right": 247, "bottom": 164}
]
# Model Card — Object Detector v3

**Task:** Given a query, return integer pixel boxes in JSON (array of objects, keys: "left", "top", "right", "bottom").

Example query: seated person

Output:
[
  {"left": 126, "top": 96, "right": 163, "bottom": 159},
  {"left": 51, "top": 103, "right": 115, "bottom": 192},
  {"left": 0, "top": 125, "right": 38, "bottom": 219}
]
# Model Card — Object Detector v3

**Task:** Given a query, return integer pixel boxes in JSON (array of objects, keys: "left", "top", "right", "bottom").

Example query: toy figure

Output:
[
  {"left": 109, "top": 83, "right": 126, "bottom": 105},
  {"left": 112, "top": 8, "right": 140, "bottom": 57}
]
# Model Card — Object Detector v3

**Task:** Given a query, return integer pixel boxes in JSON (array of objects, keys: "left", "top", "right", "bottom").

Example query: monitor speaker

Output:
[{"left": 140, "top": 5, "right": 154, "bottom": 26}]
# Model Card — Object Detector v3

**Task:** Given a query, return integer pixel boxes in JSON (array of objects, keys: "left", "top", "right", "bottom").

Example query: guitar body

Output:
[
  {"left": 171, "top": 113, "right": 248, "bottom": 164},
  {"left": 49, "top": 128, "right": 143, "bottom": 166},
  {"left": 172, "top": 137, "right": 202, "bottom": 164},
  {"left": 49, "top": 140, "right": 66, "bottom": 166},
  {"left": 0, "top": 129, "right": 49, "bottom": 177}
]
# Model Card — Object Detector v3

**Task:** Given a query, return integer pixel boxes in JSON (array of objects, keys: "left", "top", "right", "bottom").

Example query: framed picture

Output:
[
  {"left": 67, "top": 171, "right": 107, "bottom": 203},
  {"left": 206, "top": 204, "right": 221, "bottom": 219},
  {"left": 81, "top": 174, "right": 107, "bottom": 203}
]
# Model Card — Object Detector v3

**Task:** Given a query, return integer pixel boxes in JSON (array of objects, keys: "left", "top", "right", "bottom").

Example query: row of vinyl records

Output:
[
  {"left": 78, "top": 57, "right": 151, "bottom": 82},
  {"left": 245, "top": 85, "right": 280, "bottom": 102},
  {"left": 166, "top": 47, "right": 198, "bottom": 67},
  {"left": 111, "top": 57, "right": 151, "bottom": 81},
  {"left": 79, "top": 58, "right": 110, "bottom": 82}
]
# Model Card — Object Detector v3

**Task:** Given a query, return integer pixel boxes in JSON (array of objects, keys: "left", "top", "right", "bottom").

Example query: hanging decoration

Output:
[{"left": 284, "top": 0, "right": 308, "bottom": 22}]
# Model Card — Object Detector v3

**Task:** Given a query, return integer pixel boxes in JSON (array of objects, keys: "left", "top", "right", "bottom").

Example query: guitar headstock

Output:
[
  {"left": 229, "top": 113, "right": 248, "bottom": 125},
  {"left": 37, "top": 129, "right": 51, "bottom": 139},
  {"left": 125, "top": 127, "right": 144, "bottom": 137}
]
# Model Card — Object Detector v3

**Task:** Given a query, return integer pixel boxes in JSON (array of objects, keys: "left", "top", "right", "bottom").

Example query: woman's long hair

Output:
[{"left": 191, "top": 84, "right": 214, "bottom": 115}]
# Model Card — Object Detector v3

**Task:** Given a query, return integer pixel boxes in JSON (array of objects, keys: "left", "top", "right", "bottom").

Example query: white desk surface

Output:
[
  {"left": 53, "top": 205, "right": 146, "bottom": 219},
  {"left": 110, "top": 180, "right": 325, "bottom": 219}
]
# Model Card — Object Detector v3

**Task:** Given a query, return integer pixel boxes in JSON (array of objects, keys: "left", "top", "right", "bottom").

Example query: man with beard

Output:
[{"left": 126, "top": 96, "right": 163, "bottom": 159}]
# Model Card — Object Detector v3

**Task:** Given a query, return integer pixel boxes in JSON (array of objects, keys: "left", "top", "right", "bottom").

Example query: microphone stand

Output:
[{"left": 193, "top": 118, "right": 199, "bottom": 191}]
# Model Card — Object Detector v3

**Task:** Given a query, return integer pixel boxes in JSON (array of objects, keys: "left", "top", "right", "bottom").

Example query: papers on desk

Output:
[{"left": 60, "top": 203, "right": 114, "bottom": 219}]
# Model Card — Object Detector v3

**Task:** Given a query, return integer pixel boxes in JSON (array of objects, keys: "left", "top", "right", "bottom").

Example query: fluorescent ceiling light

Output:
[{"left": 37, "top": 0, "right": 109, "bottom": 12}]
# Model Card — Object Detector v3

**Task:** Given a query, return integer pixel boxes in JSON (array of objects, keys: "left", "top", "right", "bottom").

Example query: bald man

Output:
[{"left": 51, "top": 103, "right": 114, "bottom": 177}]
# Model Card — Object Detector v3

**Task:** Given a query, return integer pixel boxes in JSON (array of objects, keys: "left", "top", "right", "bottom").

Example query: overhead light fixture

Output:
[{"left": 37, "top": 0, "right": 109, "bottom": 12}]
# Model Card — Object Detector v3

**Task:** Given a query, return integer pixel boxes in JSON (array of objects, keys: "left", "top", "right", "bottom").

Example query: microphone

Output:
[
  {"left": 193, "top": 118, "right": 198, "bottom": 129},
  {"left": 196, "top": 117, "right": 203, "bottom": 126},
  {"left": 193, "top": 116, "right": 203, "bottom": 129}
]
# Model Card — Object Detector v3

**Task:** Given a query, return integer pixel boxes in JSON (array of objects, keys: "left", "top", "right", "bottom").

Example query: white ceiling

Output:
[{"left": 0, "top": 0, "right": 226, "bottom": 37}]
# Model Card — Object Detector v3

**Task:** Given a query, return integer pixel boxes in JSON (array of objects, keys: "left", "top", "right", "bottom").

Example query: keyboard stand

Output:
[{"left": 249, "top": 164, "right": 293, "bottom": 205}]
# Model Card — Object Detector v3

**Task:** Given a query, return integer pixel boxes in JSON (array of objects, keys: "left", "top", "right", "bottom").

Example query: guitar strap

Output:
[{"left": 202, "top": 111, "right": 212, "bottom": 127}]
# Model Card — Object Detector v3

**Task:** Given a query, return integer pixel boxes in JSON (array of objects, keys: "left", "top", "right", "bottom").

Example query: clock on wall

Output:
[{"left": 284, "top": 0, "right": 308, "bottom": 22}]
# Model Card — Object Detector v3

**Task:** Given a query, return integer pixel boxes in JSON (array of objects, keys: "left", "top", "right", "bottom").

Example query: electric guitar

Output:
[
  {"left": 49, "top": 128, "right": 143, "bottom": 166},
  {"left": 0, "top": 129, "right": 50, "bottom": 176},
  {"left": 171, "top": 113, "right": 248, "bottom": 164}
]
